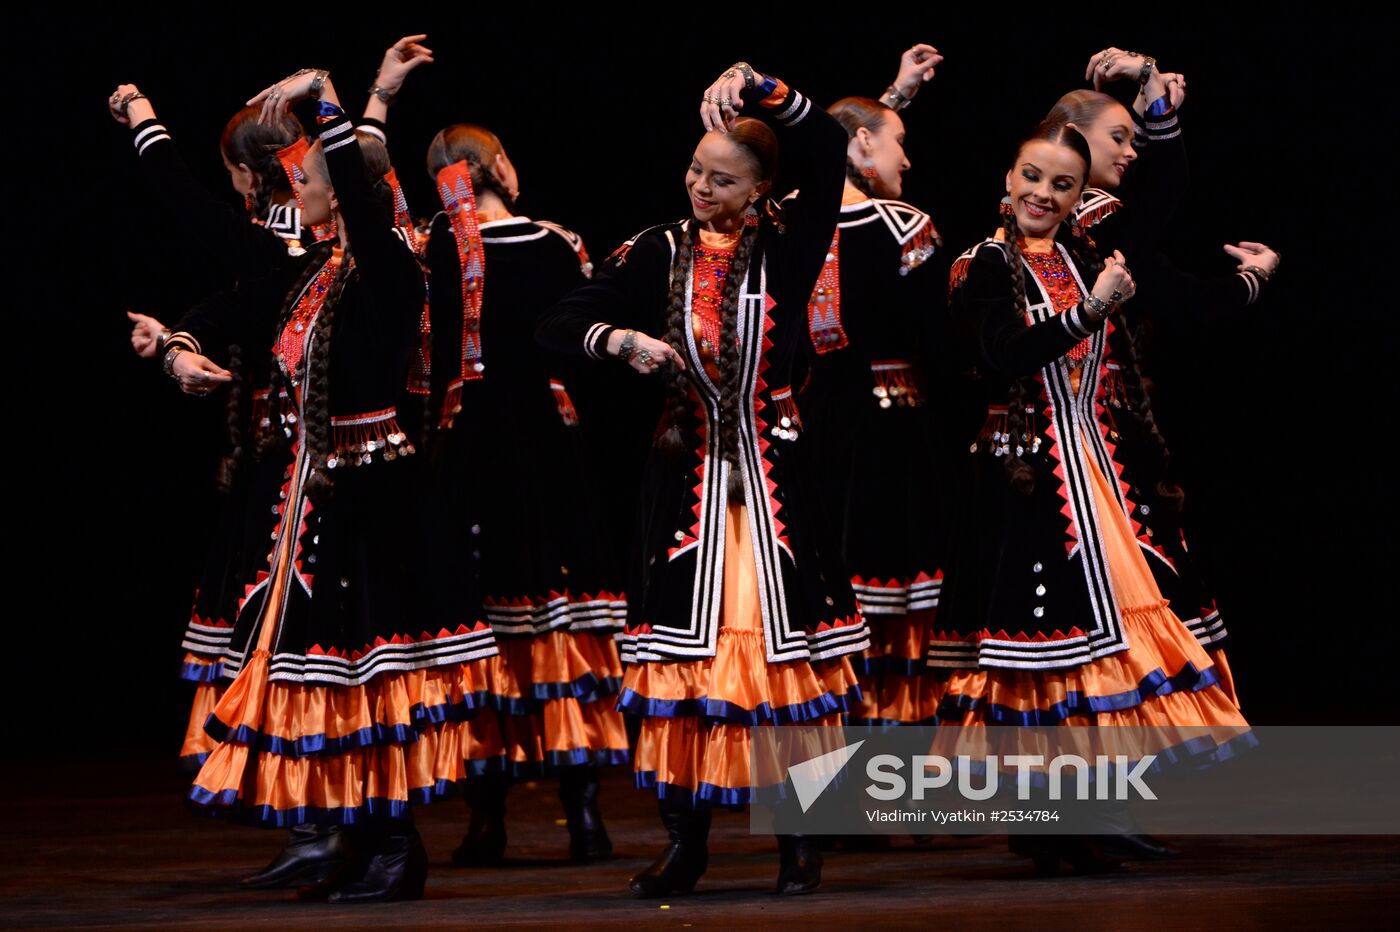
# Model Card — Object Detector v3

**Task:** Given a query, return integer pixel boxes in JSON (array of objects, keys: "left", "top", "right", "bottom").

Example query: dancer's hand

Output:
[
  {"left": 701, "top": 64, "right": 765, "bottom": 132},
  {"left": 1223, "top": 242, "right": 1279, "bottom": 277},
  {"left": 1086, "top": 48, "right": 1152, "bottom": 89},
  {"left": 373, "top": 34, "right": 434, "bottom": 98},
  {"left": 892, "top": 43, "right": 943, "bottom": 100},
  {"left": 108, "top": 83, "right": 155, "bottom": 126},
  {"left": 248, "top": 69, "right": 339, "bottom": 125},
  {"left": 1157, "top": 72, "right": 1188, "bottom": 110},
  {"left": 1092, "top": 249, "right": 1136, "bottom": 308},
  {"left": 607, "top": 330, "right": 687, "bottom": 375},
  {"left": 171, "top": 352, "right": 234, "bottom": 395},
  {"left": 127, "top": 311, "right": 167, "bottom": 359}
]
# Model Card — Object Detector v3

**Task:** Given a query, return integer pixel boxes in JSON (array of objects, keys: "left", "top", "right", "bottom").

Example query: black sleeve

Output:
[
  {"left": 1132, "top": 246, "right": 1267, "bottom": 326},
  {"left": 963, "top": 247, "right": 1106, "bottom": 379},
  {"left": 316, "top": 114, "right": 418, "bottom": 312},
  {"left": 168, "top": 289, "right": 239, "bottom": 360},
  {"left": 127, "top": 118, "right": 284, "bottom": 281},
  {"left": 534, "top": 231, "right": 672, "bottom": 361},
  {"left": 745, "top": 83, "right": 849, "bottom": 307},
  {"left": 1095, "top": 107, "right": 1188, "bottom": 257}
]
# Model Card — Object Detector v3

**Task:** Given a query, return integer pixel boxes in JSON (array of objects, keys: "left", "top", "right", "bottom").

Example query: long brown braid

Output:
[
  {"left": 215, "top": 343, "right": 244, "bottom": 494},
  {"left": 657, "top": 220, "right": 696, "bottom": 458},
  {"left": 717, "top": 220, "right": 761, "bottom": 503},
  {"left": 299, "top": 258, "right": 354, "bottom": 503},
  {"left": 257, "top": 245, "right": 331, "bottom": 458},
  {"left": 1108, "top": 316, "right": 1184, "bottom": 510},
  {"left": 998, "top": 207, "right": 1037, "bottom": 495}
]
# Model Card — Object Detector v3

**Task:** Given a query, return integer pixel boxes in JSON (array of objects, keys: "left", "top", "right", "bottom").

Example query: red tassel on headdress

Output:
[
  {"left": 276, "top": 137, "right": 337, "bottom": 242},
  {"left": 435, "top": 160, "right": 487, "bottom": 427},
  {"left": 383, "top": 166, "right": 421, "bottom": 254}
]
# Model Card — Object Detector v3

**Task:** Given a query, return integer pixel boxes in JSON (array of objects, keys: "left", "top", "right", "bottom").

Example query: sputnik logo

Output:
[{"left": 789, "top": 739, "right": 866, "bottom": 813}]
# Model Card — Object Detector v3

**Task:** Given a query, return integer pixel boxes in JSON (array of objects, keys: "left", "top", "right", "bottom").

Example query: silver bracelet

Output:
[
  {"left": 883, "top": 85, "right": 912, "bottom": 111},
  {"left": 162, "top": 346, "right": 186, "bottom": 378},
  {"left": 368, "top": 83, "right": 395, "bottom": 104},
  {"left": 1241, "top": 265, "right": 1273, "bottom": 284},
  {"left": 1083, "top": 294, "right": 1113, "bottom": 321},
  {"left": 618, "top": 330, "right": 638, "bottom": 362}
]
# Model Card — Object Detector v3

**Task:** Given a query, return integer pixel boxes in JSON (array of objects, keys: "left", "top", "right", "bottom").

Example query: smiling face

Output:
[
  {"left": 1004, "top": 139, "right": 1088, "bottom": 237},
  {"left": 851, "top": 110, "right": 911, "bottom": 198},
  {"left": 294, "top": 142, "right": 335, "bottom": 227},
  {"left": 685, "top": 131, "right": 769, "bottom": 232},
  {"left": 1072, "top": 101, "right": 1137, "bottom": 189}
]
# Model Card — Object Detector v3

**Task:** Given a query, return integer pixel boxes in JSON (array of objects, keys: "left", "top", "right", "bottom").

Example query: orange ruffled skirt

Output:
[
  {"left": 850, "top": 608, "right": 941, "bottom": 725},
  {"left": 451, "top": 627, "right": 629, "bottom": 776},
  {"left": 188, "top": 452, "right": 502, "bottom": 825},
  {"left": 624, "top": 503, "right": 862, "bottom": 807},
  {"left": 937, "top": 422, "right": 1247, "bottom": 746}
]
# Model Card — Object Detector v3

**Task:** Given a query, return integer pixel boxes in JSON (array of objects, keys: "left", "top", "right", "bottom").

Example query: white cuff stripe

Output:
[
  {"left": 133, "top": 124, "right": 168, "bottom": 148},
  {"left": 584, "top": 322, "right": 609, "bottom": 359},
  {"left": 774, "top": 91, "right": 805, "bottom": 122},
  {"left": 321, "top": 120, "right": 354, "bottom": 141}
]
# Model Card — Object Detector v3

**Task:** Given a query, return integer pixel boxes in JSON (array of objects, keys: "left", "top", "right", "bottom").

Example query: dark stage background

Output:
[{"left": 6, "top": 12, "right": 1391, "bottom": 764}]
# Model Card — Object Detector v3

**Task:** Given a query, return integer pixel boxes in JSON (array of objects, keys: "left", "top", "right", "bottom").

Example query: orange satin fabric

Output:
[
  {"left": 852, "top": 608, "right": 941, "bottom": 724},
  {"left": 204, "top": 649, "right": 493, "bottom": 747},
  {"left": 192, "top": 650, "right": 480, "bottom": 812},
  {"left": 937, "top": 412, "right": 1245, "bottom": 728},
  {"left": 630, "top": 503, "right": 857, "bottom": 795},
  {"left": 460, "top": 628, "right": 628, "bottom": 766},
  {"left": 180, "top": 682, "right": 225, "bottom": 761}
]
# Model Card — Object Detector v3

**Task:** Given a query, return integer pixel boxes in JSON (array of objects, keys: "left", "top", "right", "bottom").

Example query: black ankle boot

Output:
[
  {"left": 325, "top": 823, "right": 428, "bottom": 904},
  {"left": 1089, "top": 800, "right": 1182, "bottom": 861},
  {"left": 451, "top": 772, "right": 509, "bottom": 866},
  {"left": 1008, "top": 835, "right": 1124, "bottom": 877},
  {"left": 559, "top": 766, "right": 613, "bottom": 862},
  {"left": 628, "top": 799, "right": 711, "bottom": 898},
  {"left": 775, "top": 833, "right": 823, "bottom": 895},
  {"left": 239, "top": 824, "right": 348, "bottom": 889}
]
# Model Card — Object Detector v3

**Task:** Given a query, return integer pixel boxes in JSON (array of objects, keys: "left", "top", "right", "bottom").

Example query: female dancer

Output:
[
  {"left": 188, "top": 68, "right": 497, "bottom": 904},
  {"left": 798, "top": 44, "right": 949, "bottom": 730},
  {"left": 423, "top": 123, "right": 628, "bottom": 864},
  {"left": 537, "top": 63, "right": 864, "bottom": 897},
  {"left": 935, "top": 120, "right": 1257, "bottom": 873},
  {"left": 1045, "top": 49, "right": 1279, "bottom": 680},
  {"left": 110, "top": 88, "right": 308, "bottom": 772},
  {"left": 113, "top": 39, "right": 438, "bottom": 893}
]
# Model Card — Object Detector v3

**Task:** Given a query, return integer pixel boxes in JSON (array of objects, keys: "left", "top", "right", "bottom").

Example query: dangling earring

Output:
[
  {"left": 244, "top": 192, "right": 256, "bottom": 214},
  {"left": 999, "top": 195, "right": 1014, "bottom": 219},
  {"left": 744, "top": 204, "right": 760, "bottom": 228},
  {"left": 861, "top": 159, "right": 878, "bottom": 180}
]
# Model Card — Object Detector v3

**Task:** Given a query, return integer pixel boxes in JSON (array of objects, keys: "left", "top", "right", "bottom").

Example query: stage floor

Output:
[{"left": 2, "top": 759, "right": 1396, "bottom": 929}]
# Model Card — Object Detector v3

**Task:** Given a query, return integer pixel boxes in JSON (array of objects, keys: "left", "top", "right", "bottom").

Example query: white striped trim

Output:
[
  {"left": 133, "top": 123, "right": 170, "bottom": 152},
  {"left": 584, "top": 322, "right": 610, "bottom": 360},
  {"left": 1238, "top": 271, "right": 1261, "bottom": 305},
  {"left": 321, "top": 120, "right": 356, "bottom": 153},
  {"left": 266, "top": 628, "right": 499, "bottom": 687},
  {"left": 774, "top": 91, "right": 807, "bottom": 123},
  {"left": 329, "top": 408, "right": 396, "bottom": 427},
  {"left": 358, "top": 124, "right": 386, "bottom": 143}
]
